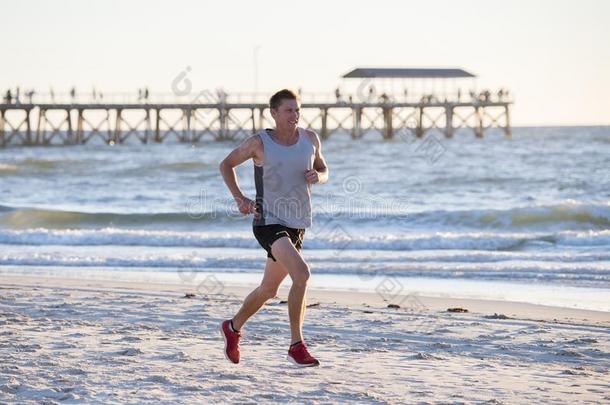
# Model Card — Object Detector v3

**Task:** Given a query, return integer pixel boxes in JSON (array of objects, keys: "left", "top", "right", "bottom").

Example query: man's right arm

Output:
[{"left": 219, "top": 135, "right": 262, "bottom": 215}]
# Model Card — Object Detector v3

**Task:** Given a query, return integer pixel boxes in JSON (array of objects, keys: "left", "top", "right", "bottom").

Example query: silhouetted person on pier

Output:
[
  {"left": 26, "top": 90, "right": 35, "bottom": 103},
  {"left": 217, "top": 88, "right": 227, "bottom": 104},
  {"left": 15, "top": 87, "right": 21, "bottom": 104},
  {"left": 368, "top": 85, "right": 376, "bottom": 102},
  {"left": 335, "top": 87, "right": 341, "bottom": 103},
  {"left": 499, "top": 88, "right": 510, "bottom": 101},
  {"left": 482, "top": 90, "right": 491, "bottom": 102},
  {"left": 70, "top": 87, "right": 76, "bottom": 101},
  {"left": 3, "top": 90, "right": 12, "bottom": 104},
  {"left": 144, "top": 88, "right": 149, "bottom": 101},
  {"left": 50, "top": 87, "right": 56, "bottom": 104},
  {"left": 421, "top": 94, "right": 433, "bottom": 104}
]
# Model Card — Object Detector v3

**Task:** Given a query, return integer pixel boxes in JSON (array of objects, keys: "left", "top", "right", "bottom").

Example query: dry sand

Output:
[{"left": 1, "top": 275, "right": 609, "bottom": 404}]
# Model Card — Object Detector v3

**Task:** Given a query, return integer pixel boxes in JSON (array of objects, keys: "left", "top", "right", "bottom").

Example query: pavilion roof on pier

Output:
[{"left": 342, "top": 68, "right": 475, "bottom": 79}]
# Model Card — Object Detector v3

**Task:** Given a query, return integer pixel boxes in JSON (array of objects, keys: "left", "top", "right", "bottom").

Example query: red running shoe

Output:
[
  {"left": 287, "top": 341, "right": 320, "bottom": 367},
  {"left": 220, "top": 320, "right": 241, "bottom": 364}
]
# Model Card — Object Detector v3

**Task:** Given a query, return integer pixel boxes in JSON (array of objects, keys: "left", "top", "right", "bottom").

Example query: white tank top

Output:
[{"left": 253, "top": 127, "right": 315, "bottom": 228}]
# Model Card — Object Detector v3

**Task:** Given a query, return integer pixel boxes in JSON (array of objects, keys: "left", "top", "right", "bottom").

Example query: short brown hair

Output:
[{"left": 269, "top": 89, "right": 298, "bottom": 110}]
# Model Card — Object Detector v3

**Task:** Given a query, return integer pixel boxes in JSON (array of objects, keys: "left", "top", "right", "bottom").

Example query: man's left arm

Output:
[{"left": 304, "top": 130, "right": 329, "bottom": 185}]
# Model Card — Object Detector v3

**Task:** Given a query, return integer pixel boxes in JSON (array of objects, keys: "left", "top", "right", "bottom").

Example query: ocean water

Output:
[{"left": 1, "top": 126, "right": 609, "bottom": 310}]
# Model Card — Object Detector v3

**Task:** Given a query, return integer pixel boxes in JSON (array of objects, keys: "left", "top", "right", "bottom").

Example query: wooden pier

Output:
[
  {"left": 0, "top": 99, "right": 511, "bottom": 147},
  {"left": 0, "top": 67, "right": 514, "bottom": 147}
]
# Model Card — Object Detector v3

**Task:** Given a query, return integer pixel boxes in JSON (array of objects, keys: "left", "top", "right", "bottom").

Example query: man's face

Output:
[{"left": 271, "top": 99, "right": 300, "bottom": 130}]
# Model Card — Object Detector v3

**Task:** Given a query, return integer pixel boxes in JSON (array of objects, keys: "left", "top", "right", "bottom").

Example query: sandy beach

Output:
[
  {"left": 3, "top": 0, "right": 610, "bottom": 403},
  {"left": 1, "top": 275, "right": 608, "bottom": 404}
]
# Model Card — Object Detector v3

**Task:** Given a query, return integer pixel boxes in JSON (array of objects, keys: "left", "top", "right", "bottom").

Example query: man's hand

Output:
[
  {"left": 235, "top": 195, "right": 259, "bottom": 218},
  {"left": 304, "top": 169, "right": 320, "bottom": 184}
]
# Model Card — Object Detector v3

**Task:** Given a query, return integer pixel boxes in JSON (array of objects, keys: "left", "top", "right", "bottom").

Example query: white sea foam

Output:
[{"left": 1, "top": 227, "right": 609, "bottom": 250}]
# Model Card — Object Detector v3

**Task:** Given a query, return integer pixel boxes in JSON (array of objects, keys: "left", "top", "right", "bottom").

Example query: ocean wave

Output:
[
  {"left": 1, "top": 201, "right": 609, "bottom": 231},
  {"left": 405, "top": 202, "right": 610, "bottom": 229},
  {"left": 1, "top": 254, "right": 608, "bottom": 286},
  {"left": 0, "top": 157, "right": 160, "bottom": 176},
  {"left": 150, "top": 161, "right": 212, "bottom": 171},
  {"left": 116, "top": 161, "right": 213, "bottom": 176},
  {"left": 1, "top": 252, "right": 608, "bottom": 272},
  {"left": 19, "top": 158, "right": 62, "bottom": 169},
  {"left": 0, "top": 163, "right": 18, "bottom": 173},
  {"left": 0, "top": 205, "right": 237, "bottom": 228},
  {"left": 5, "top": 247, "right": 609, "bottom": 265},
  {"left": 6, "top": 158, "right": 92, "bottom": 171},
  {"left": 1, "top": 227, "right": 609, "bottom": 250}
]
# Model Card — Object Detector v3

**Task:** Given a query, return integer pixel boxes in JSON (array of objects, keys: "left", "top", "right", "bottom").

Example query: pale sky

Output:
[{"left": 2, "top": 0, "right": 609, "bottom": 125}]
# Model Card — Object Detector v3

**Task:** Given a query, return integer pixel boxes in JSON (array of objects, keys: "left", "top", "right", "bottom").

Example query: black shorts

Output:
[{"left": 253, "top": 224, "right": 305, "bottom": 262}]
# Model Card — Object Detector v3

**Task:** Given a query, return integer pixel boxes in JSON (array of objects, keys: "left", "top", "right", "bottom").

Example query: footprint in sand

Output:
[
  {"left": 414, "top": 352, "right": 445, "bottom": 360},
  {"left": 117, "top": 348, "right": 143, "bottom": 356},
  {"left": 567, "top": 337, "right": 598, "bottom": 345},
  {"left": 555, "top": 349, "right": 584, "bottom": 358}
]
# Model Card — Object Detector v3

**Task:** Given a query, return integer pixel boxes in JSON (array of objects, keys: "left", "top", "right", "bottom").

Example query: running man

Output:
[{"left": 219, "top": 89, "right": 329, "bottom": 366}]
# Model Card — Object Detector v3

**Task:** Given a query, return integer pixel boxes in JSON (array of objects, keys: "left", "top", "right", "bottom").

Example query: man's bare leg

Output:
[
  {"left": 232, "top": 258, "right": 288, "bottom": 331},
  {"left": 300, "top": 289, "right": 307, "bottom": 329},
  {"left": 270, "top": 237, "right": 310, "bottom": 345}
]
